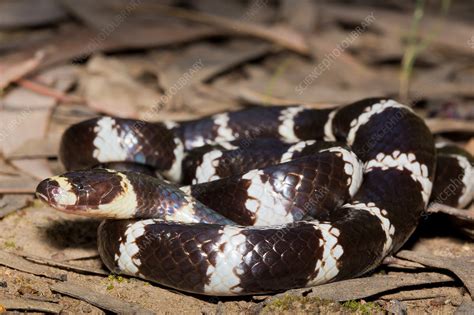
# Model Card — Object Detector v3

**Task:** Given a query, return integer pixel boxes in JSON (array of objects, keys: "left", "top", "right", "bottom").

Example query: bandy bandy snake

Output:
[{"left": 36, "top": 97, "right": 473, "bottom": 296}]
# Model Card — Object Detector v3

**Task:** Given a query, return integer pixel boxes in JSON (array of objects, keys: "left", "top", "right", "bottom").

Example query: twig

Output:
[
  {"left": 20, "top": 253, "right": 108, "bottom": 276},
  {"left": 382, "top": 256, "right": 425, "bottom": 269},
  {"left": 0, "top": 298, "right": 62, "bottom": 314},
  {"left": 16, "top": 79, "right": 84, "bottom": 104},
  {"left": 427, "top": 203, "right": 474, "bottom": 222},
  {"left": 264, "top": 272, "right": 454, "bottom": 303},
  {"left": 0, "top": 250, "right": 66, "bottom": 281},
  {"left": 51, "top": 281, "right": 154, "bottom": 314}
]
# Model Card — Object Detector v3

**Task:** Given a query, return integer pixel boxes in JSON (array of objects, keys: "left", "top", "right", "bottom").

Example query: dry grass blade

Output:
[{"left": 51, "top": 280, "right": 154, "bottom": 314}]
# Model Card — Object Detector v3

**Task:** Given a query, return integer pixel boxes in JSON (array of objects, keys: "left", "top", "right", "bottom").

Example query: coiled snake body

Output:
[{"left": 36, "top": 98, "right": 474, "bottom": 296}]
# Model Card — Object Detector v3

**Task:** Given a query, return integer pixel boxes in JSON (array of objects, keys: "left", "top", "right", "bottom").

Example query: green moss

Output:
[
  {"left": 342, "top": 300, "right": 383, "bottom": 314},
  {"left": 262, "top": 294, "right": 334, "bottom": 313},
  {"left": 3, "top": 240, "right": 16, "bottom": 249}
]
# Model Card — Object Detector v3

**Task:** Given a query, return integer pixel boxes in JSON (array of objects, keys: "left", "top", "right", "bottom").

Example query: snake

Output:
[{"left": 36, "top": 97, "right": 474, "bottom": 296}]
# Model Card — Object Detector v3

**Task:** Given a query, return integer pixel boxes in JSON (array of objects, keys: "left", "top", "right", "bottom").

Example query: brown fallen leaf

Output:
[
  {"left": 8, "top": 137, "right": 60, "bottom": 160},
  {"left": 396, "top": 250, "right": 474, "bottom": 297},
  {"left": 0, "top": 0, "right": 67, "bottom": 30},
  {"left": 0, "top": 109, "right": 51, "bottom": 157},
  {"left": 10, "top": 159, "right": 53, "bottom": 181},
  {"left": 79, "top": 54, "right": 162, "bottom": 118},
  {"left": 237, "top": 87, "right": 335, "bottom": 109},
  {"left": 426, "top": 118, "right": 474, "bottom": 135},
  {"left": 0, "top": 194, "right": 31, "bottom": 218},
  {"left": 0, "top": 24, "right": 224, "bottom": 82},
  {"left": 0, "top": 51, "right": 45, "bottom": 91},
  {"left": 136, "top": 3, "right": 310, "bottom": 55}
]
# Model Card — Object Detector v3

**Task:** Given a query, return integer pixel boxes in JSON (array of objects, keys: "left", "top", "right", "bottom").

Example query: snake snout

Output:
[
  {"left": 36, "top": 176, "right": 79, "bottom": 209},
  {"left": 36, "top": 178, "right": 59, "bottom": 204}
]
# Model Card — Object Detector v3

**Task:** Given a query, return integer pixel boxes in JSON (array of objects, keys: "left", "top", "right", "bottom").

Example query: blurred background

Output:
[{"left": 0, "top": 0, "right": 473, "bottom": 313}]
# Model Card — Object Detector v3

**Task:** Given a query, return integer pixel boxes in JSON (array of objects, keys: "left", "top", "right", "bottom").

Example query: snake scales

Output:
[{"left": 36, "top": 97, "right": 474, "bottom": 296}]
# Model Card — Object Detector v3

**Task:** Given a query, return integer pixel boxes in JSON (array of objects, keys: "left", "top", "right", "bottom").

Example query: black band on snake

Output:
[{"left": 36, "top": 97, "right": 474, "bottom": 296}]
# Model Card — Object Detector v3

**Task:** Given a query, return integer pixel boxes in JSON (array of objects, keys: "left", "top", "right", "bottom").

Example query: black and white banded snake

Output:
[{"left": 36, "top": 97, "right": 474, "bottom": 296}]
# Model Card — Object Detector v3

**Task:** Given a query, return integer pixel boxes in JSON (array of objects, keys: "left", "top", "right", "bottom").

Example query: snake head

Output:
[{"left": 36, "top": 169, "right": 134, "bottom": 218}]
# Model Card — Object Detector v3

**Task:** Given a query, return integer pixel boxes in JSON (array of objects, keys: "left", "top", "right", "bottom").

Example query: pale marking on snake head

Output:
[
  {"left": 213, "top": 113, "right": 236, "bottom": 143},
  {"left": 242, "top": 169, "right": 295, "bottom": 226},
  {"left": 347, "top": 99, "right": 411, "bottom": 146},
  {"left": 96, "top": 171, "right": 139, "bottom": 219},
  {"left": 93, "top": 117, "right": 137, "bottom": 162},
  {"left": 204, "top": 226, "right": 246, "bottom": 295},
  {"left": 162, "top": 136, "right": 185, "bottom": 182},
  {"left": 323, "top": 109, "right": 338, "bottom": 141},
  {"left": 306, "top": 222, "right": 343, "bottom": 286},
  {"left": 193, "top": 150, "right": 223, "bottom": 184},
  {"left": 343, "top": 202, "right": 395, "bottom": 256},
  {"left": 451, "top": 154, "right": 474, "bottom": 208},
  {"left": 320, "top": 147, "right": 363, "bottom": 197},
  {"left": 115, "top": 219, "right": 155, "bottom": 275},
  {"left": 280, "top": 140, "right": 316, "bottom": 163},
  {"left": 278, "top": 106, "right": 305, "bottom": 142},
  {"left": 49, "top": 176, "right": 77, "bottom": 206},
  {"left": 364, "top": 151, "right": 432, "bottom": 205}
]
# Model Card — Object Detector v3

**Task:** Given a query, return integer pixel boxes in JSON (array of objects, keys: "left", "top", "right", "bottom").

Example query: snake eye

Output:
[{"left": 75, "top": 183, "right": 84, "bottom": 190}]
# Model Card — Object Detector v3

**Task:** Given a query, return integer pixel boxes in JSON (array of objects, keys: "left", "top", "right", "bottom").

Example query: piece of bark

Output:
[
  {"left": 21, "top": 253, "right": 108, "bottom": 276},
  {"left": 0, "top": 297, "right": 62, "bottom": 314},
  {"left": 265, "top": 272, "right": 455, "bottom": 303},
  {"left": 51, "top": 280, "right": 154, "bottom": 314},
  {"left": 0, "top": 250, "right": 66, "bottom": 281},
  {"left": 396, "top": 250, "right": 474, "bottom": 297}
]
